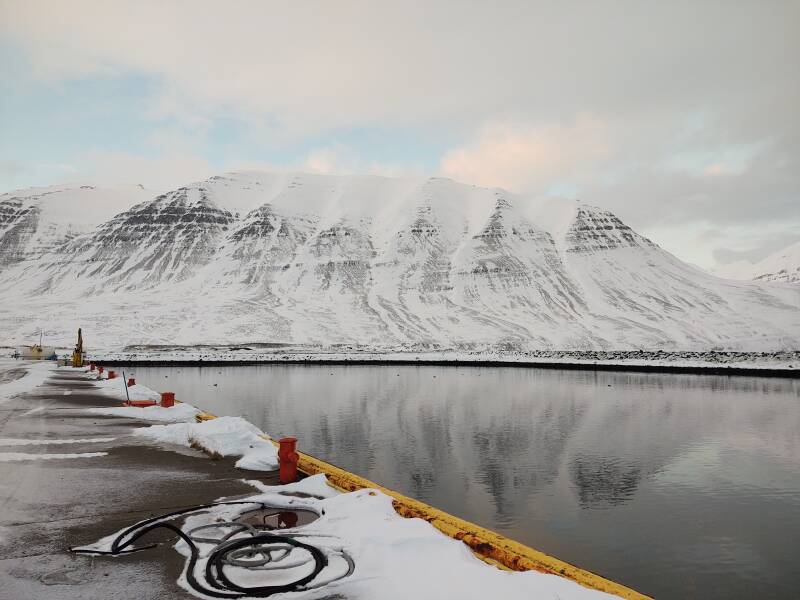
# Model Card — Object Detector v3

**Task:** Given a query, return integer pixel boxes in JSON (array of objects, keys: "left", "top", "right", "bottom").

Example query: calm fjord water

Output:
[{"left": 129, "top": 364, "right": 800, "bottom": 599}]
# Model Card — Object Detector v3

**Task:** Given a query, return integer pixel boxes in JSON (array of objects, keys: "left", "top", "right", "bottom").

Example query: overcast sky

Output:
[{"left": 1, "top": 1, "right": 798, "bottom": 269}]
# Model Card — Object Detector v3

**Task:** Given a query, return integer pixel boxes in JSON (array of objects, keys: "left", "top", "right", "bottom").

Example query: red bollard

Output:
[
  {"left": 89, "top": 364, "right": 96, "bottom": 371},
  {"left": 97, "top": 366, "right": 104, "bottom": 376},
  {"left": 278, "top": 437, "right": 299, "bottom": 484},
  {"left": 127, "top": 377, "right": 136, "bottom": 387},
  {"left": 160, "top": 392, "right": 175, "bottom": 408},
  {"left": 108, "top": 370, "right": 116, "bottom": 380}
]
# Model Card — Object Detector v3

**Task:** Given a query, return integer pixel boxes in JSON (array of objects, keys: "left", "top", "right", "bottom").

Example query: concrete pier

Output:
[{"left": 0, "top": 365, "right": 280, "bottom": 599}]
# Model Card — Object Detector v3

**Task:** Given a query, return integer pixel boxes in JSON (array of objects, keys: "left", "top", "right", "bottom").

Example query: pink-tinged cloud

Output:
[
  {"left": 704, "top": 162, "right": 742, "bottom": 177},
  {"left": 440, "top": 117, "right": 612, "bottom": 191}
]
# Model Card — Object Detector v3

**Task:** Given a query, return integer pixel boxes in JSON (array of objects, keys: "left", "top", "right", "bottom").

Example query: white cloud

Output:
[
  {"left": 3, "top": 2, "right": 797, "bottom": 136},
  {"left": 64, "top": 144, "right": 423, "bottom": 193},
  {"left": 0, "top": 161, "right": 78, "bottom": 193},
  {"left": 440, "top": 116, "right": 612, "bottom": 191},
  {"left": 71, "top": 152, "right": 217, "bottom": 191},
  {"left": 704, "top": 163, "right": 736, "bottom": 177},
  {"left": 1, "top": 1, "right": 798, "bottom": 270},
  {"left": 643, "top": 220, "right": 800, "bottom": 271},
  {"left": 300, "top": 144, "right": 425, "bottom": 178}
]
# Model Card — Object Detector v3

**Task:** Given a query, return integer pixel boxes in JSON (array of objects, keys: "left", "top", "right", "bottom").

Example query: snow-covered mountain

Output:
[
  {"left": 0, "top": 183, "right": 156, "bottom": 269},
  {"left": 715, "top": 240, "right": 800, "bottom": 284},
  {"left": 1, "top": 172, "right": 798, "bottom": 350}
]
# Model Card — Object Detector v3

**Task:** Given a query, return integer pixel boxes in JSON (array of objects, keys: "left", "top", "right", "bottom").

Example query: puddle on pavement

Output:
[{"left": 237, "top": 507, "right": 319, "bottom": 529}]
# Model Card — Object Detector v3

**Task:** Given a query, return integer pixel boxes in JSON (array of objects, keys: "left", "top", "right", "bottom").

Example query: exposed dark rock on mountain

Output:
[{"left": 1, "top": 172, "right": 798, "bottom": 350}]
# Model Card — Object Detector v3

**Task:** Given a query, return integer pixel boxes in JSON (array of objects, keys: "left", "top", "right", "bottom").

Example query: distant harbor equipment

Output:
[
  {"left": 20, "top": 331, "right": 57, "bottom": 360},
  {"left": 71, "top": 327, "right": 85, "bottom": 367},
  {"left": 20, "top": 345, "right": 57, "bottom": 360}
]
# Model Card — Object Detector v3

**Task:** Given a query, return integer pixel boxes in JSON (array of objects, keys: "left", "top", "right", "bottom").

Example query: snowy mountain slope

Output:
[
  {"left": 0, "top": 171, "right": 798, "bottom": 351},
  {"left": 0, "top": 184, "right": 156, "bottom": 271},
  {"left": 715, "top": 240, "right": 800, "bottom": 284}
]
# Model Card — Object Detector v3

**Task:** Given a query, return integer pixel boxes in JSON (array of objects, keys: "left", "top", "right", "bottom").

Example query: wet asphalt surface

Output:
[{"left": 0, "top": 367, "right": 282, "bottom": 599}]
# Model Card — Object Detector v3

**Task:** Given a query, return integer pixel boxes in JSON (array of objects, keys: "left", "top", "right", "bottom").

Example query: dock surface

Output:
[{"left": 0, "top": 364, "right": 280, "bottom": 599}]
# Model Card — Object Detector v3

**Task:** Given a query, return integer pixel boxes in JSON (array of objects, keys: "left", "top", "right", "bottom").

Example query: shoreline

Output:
[{"left": 93, "top": 356, "right": 799, "bottom": 378}]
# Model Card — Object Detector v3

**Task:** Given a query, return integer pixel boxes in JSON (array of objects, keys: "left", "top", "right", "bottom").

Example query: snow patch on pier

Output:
[
  {"left": 0, "top": 437, "right": 114, "bottom": 446},
  {"left": 0, "top": 452, "right": 107, "bottom": 461},
  {"left": 87, "top": 402, "right": 201, "bottom": 423},
  {"left": 83, "top": 473, "right": 615, "bottom": 599},
  {"left": 0, "top": 360, "right": 55, "bottom": 404},
  {"left": 132, "top": 415, "right": 279, "bottom": 471},
  {"left": 94, "top": 375, "right": 161, "bottom": 401}
]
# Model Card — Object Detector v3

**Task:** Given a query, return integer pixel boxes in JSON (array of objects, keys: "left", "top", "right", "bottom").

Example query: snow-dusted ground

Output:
[
  {"left": 0, "top": 451, "right": 108, "bottom": 461},
  {"left": 0, "top": 359, "right": 55, "bottom": 403},
  {"left": 0, "top": 436, "right": 114, "bottom": 446},
  {"left": 0, "top": 362, "right": 115, "bottom": 462}
]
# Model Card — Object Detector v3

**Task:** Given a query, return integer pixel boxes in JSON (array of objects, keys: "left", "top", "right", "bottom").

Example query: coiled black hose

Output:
[{"left": 71, "top": 501, "right": 353, "bottom": 598}]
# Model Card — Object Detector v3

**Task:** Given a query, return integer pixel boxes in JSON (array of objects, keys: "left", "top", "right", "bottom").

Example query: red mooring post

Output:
[
  {"left": 278, "top": 437, "right": 299, "bottom": 484},
  {"left": 97, "top": 366, "right": 104, "bottom": 376},
  {"left": 127, "top": 377, "right": 136, "bottom": 387},
  {"left": 160, "top": 392, "right": 175, "bottom": 408},
  {"left": 108, "top": 370, "right": 116, "bottom": 380},
  {"left": 89, "top": 363, "right": 96, "bottom": 371}
]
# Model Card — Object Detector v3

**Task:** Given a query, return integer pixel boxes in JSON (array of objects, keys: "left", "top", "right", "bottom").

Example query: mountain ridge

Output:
[{"left": 1, "top": 171, "right": 798, "bottom": 350}]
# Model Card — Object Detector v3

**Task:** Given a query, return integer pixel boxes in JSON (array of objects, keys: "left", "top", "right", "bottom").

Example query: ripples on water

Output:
[{"left": 128, "top": 365, "right": 800, "bottom": 599}]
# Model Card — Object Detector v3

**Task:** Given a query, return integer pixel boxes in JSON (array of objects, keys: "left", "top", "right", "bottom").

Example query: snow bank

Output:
[
  {"left": 309, "top": 485, "right": 616, "bottom": 600},
  {"left": 86, "top": 372, "right": 278, "bottom": 467},
  {"left": 244, "top": 473, "right": 339, "bottom": 499},
  {"left": 0, "top": 360, "right": 54, "bottom": 404},
  {"left": 85, "top": 474, "right": 614, "bottom": 599},
  {"left": 84, "top": 374, "right": 204, "bottom": 422},
  {"left": 93, "top": 375, "right": 161, "bottom": 401},
  {"left": 87, "top": 402, "right": 200, "bottom": 423},
  {"left": 132, "top": 415, "right": 279, "bottom": 471}
]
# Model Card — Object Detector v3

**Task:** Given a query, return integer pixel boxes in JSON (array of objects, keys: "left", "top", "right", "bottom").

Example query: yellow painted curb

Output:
[
  {"left": 195, "top": 411, "right": 217, "bottom": 422},
  {"left": 294, "top": 450, "right": 650, "bottom": 599},
  {"left": 193, "top": 411, "right": 650, "bottom": 599}
]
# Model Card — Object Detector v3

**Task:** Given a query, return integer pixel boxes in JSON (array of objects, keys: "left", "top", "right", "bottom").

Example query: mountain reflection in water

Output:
[{"left": 129, "top": 364, "right": 800, "bottom": 599}]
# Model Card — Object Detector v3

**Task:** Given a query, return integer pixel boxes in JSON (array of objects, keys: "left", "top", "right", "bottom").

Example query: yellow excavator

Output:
[{"left": 72, "top": 328, "right": 84, "bottom": 368}]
